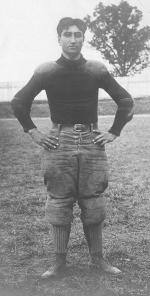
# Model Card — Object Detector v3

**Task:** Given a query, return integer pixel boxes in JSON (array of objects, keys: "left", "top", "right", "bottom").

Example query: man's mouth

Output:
[{"left": 69, "top": 46, "right": 77, "bottom": 49}]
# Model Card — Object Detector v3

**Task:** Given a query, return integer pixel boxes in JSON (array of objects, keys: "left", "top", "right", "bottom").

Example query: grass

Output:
[
  {"left": 0, "top": 96, "right": 150, "bottom": 118},
  {"left": 0, "top": 116, "right": 150, "bottom": 296}
]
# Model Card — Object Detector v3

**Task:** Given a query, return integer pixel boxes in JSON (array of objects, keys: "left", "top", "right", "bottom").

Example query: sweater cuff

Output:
[
  {"left": 24, "top": 123, "right": 37, "bottom": 133},
  {"left": 108, "top": 127, "right": 120, "bottom": 137}
]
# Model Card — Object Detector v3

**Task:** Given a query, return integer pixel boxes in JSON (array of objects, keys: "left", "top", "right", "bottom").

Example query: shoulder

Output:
[
  {"left": 85, "top": 60, "right": 108, "bottom": 77},
  {"left": 34, "top": 61, "right": 59, "bottom": 75}
]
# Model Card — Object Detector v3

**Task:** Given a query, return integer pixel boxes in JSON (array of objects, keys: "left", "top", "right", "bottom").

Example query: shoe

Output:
[
  {"left": 41, "top": 253, "right": 66, "bottom": 279},
  {"left": 90, "top": 256, "right": 121, "bottom": 275},
  {"left": 41, "top": 261, "right": 66, "bottom": 279}
]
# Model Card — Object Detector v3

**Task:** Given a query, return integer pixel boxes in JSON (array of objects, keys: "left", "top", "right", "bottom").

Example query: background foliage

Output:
[{"left": 84, "top": 1, "right": 150, "bottom": 76}]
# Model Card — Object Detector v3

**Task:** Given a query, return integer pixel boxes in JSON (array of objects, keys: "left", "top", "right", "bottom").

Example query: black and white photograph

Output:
[{"left": 0, "top": 0, "right": 150, "bottom": 295}]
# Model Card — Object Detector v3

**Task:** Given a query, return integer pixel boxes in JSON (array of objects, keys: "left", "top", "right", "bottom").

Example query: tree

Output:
[{"left": 84, "top": 1, "right": 150, "bottom": 76}]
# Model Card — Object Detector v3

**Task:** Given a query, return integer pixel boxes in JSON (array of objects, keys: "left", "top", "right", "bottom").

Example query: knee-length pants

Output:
[{"left": 41, "top": 127, "right": 108, "bottom": 226}]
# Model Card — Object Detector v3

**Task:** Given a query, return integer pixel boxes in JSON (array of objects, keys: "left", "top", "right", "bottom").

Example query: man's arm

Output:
[
  {"left": 11, "top": 70, "right": 43, "bottom": 132},
  {"left": 100, "top": 70, "right": 134, "bottom": 136},
  {"left": 93, "top": 65, "right": 134, "bottom": 146},
  {"left": 11, "top": 65, "right": 59, "bottom": 150}
]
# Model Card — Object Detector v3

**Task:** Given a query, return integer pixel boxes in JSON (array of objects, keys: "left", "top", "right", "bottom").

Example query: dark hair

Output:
[{"left": 57, "top": 17, "right": 87, "bottom": 36}]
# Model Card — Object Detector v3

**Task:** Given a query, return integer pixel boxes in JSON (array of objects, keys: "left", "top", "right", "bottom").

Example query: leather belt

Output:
[
  {"left": 51, "top": 123, "right": 98, "bottom": 132},
  {"left": 73, "top": 124, "right": 91, "bottom": 132}
]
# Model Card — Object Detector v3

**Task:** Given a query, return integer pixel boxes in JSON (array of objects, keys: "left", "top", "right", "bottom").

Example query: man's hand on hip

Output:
[
  {"left": 28, "top": 128, "right": 59, "bottom": 150},
  {"left": 93, "top": 132, "right": 117, "bottom": 146}
]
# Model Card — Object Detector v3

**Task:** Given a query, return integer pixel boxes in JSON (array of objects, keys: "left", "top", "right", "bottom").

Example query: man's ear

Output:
[{"left": 58, "top": 36, "right": 61, "bottom": 46}]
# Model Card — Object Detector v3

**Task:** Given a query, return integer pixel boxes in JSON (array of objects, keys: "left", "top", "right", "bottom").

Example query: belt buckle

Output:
[{"left": 74, "top": 124, "right": 84, "bottom": 132}]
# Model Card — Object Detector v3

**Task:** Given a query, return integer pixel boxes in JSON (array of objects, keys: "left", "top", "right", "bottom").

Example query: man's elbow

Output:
[
  {"left": 126, "top": 97, "right": 135, "bottom": 122},
  {"left": 11, "top": 96, "right": 19, "bottom": 112},
  {"left": 11, "top": 96, "right": 24, "bottom": 115}
]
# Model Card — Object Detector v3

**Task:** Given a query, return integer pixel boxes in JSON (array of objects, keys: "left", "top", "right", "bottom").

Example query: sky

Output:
[{"left": 0, "top": 0, "right": 150, "bottom": 82}]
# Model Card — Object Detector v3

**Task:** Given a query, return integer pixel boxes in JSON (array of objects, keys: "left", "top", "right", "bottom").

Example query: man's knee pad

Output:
[
  {"left": 45, "top": 195, "right": 74, "bottom": 226},
  {"left": 79, "top": 196, "right": 106, "bottom": 225}
]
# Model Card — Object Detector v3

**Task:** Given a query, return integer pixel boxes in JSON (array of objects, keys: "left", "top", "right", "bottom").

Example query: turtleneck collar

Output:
[{"left": 56, "top": 54, "right": 86, "bottom": 68}]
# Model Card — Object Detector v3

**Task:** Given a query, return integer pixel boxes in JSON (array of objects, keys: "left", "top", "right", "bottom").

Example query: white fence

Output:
[
  {"left": 99, "top": 76, "right": 150, "bottom": 99},
  {"left": 0, "top": 76, "right": 150, "bottom": 102}
]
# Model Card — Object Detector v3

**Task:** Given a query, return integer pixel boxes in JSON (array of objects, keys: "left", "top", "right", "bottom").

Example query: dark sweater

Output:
[{"left": 11, "top": 54, "right": 134, "bottom": 136}]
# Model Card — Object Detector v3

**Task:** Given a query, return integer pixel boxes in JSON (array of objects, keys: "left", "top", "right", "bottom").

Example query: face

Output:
[{"left": 58, "top": 25, "right": 84, "bottom": 59}]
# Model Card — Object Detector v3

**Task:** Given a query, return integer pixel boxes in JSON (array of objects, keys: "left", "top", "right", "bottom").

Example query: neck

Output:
[{"left": 62, "top": 51, "right": 81, "bottom": 61}]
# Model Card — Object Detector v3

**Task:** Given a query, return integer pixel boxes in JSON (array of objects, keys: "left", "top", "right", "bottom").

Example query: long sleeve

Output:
[
  {"left": 11, "top": 70, "right": 43, "bottom": 132},
  {"left": 100, "top": 71, "right": 134, "bottom": 136}
]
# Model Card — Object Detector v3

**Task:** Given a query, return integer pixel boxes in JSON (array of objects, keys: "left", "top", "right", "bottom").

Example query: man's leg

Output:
[
  {"left": 78, "top": 146, "right": 121, "bottom": 274},
  {"left": 83, "top": 222, "right": 121, "bottom": 274},
  {"left": 41, "top": 195, "right": 74, "bottom": 278},
  {"left": 79, "top": 197, "right": 121, "bottom": 275},
  {"left": 42, "top": 219, "right": 71, "bottom": 278},
  {"left": 41, "top": 143, "right": 77, "bottom": 278}
]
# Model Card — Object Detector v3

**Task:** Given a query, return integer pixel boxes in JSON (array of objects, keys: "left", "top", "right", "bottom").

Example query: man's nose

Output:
[{"left": 70, "top": 34, "right": 76, "bottom": 42}]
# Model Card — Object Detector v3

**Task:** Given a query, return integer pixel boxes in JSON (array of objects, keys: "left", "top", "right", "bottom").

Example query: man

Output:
[{"left": 11, "top": 17, "right": 134, "bottom": 278}]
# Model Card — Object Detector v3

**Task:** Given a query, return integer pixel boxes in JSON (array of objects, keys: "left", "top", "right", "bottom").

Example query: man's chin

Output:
[
  {"left": 62, "top": 49, "right": 82, "bottom": 60},
  {"left": 67, "top": 51, "right": 81, "bottom": 58},
  {"left": 68, "top": 49, "right": 78, "bottom": 53}
]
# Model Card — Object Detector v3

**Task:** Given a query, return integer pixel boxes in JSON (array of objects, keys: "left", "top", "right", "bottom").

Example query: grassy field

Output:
[{"left": 0, "top": 116, "right": 150, "bottom": 296}]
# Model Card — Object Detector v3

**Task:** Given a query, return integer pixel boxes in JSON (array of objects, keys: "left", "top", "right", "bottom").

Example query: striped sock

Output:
[
  {"left": 83, "top": 223, "right": 103, "bottom": 255},
  {"left": 52, "top": 225, "right": 71, "bottom": 254}
]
